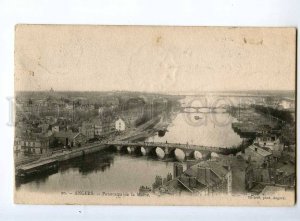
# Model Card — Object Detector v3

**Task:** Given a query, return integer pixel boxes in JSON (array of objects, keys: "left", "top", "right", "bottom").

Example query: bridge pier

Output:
[
  {"left": 164, "top": 147, "right": 170, "bottom": 155},
  {"left": 127, "top": 146, "right": 136, "bottom": 154},
  {"left": 140, "top": 146, "right": 149, "bottom": 156}
]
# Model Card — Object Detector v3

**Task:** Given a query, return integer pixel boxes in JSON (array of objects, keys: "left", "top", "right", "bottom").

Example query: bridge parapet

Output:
[{"left": 106, "top": 141, "right": 226, "bottom": 153}]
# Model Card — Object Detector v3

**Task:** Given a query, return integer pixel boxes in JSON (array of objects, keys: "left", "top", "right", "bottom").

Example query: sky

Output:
[{"left": 15, "top": 25, "right": 296, "bottom": 92}]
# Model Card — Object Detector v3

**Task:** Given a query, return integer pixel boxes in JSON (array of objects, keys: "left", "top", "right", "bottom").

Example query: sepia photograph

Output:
[{"left": 13, "top": 25, "right": 296, "bottom": 206}]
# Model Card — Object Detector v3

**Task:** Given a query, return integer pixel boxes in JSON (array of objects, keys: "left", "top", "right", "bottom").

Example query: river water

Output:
[{"left": 16, "top": 96, "right": 243, "bottom": 193}]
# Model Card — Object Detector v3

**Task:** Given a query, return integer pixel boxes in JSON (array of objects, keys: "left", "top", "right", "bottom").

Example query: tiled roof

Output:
[
  {"left": 248, "top": 144, "right": 272, "bottom": 157},
  {"left": 184, "top": 160, "right": 229, "bottom": 187},
  {"left": 53, "top": 131, "right": 74, "bottom": 138}
]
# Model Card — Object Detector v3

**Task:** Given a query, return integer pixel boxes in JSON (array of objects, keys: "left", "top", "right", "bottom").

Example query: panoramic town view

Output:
[
  {"left": 14, "top": 26, "right": 296, "bottom": 205},
  {"left": 14, "top": 89, "right": 295, "bottom": 197}
]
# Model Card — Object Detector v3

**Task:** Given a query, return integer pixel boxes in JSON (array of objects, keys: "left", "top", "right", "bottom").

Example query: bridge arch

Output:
[
  {"left": 111, "top": 145, "right": 129, "bottom": 153},
  {"left": 106, "top": 142, "right": 224, "bottom": 160},
  {"left": 174, "top": 148, "right": 185, "bottom": 161},
  {"left": 193, "top": 150, "right": 203, "bottom": 160},
  {"left": 211, "top": 152, "right": 219, "bottom": 159},
  {"left": 155, "top": 147, "right": 165, "bottom": 159}
]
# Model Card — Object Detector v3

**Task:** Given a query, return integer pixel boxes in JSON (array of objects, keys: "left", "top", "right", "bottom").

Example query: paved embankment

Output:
[{"left": 16, "top": 142, "right": 108, "bottom": 170}]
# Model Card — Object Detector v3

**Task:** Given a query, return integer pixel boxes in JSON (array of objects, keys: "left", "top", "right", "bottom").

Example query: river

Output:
[{"left": 16, "top": 96, "right": 243, "bottom": 193}]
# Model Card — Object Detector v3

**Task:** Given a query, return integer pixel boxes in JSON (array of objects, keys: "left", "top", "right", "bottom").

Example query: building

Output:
[
  {"left": 245, "top": 166, "right": 271, "bottom": 191},
  {"left": 283, "top": 149, "right": 295, "bottom": 164},
  {"left": 255, "top": 132, "right": 283, "bottom": 151},
  {"left": 38, "top": 123, "right": 50, "bottom": 133},
  {"left": 254, "top": 132, "right": 284, "bottom": 161},
  {"left": 16, "top": 133, "right": 53, "bottom": 154},
  {"left": 14, "top": 137, "right": 22, "bottom": 152},
  {"left": 72, "top": 133, "right": 86, "bottom": 147},
  {"left": 245, "top": 163, "right": 295, "bottom": 193},
  {"left": 79, "top": 122, "right": 95, "bottom": 140},
  {"left": 53, "top": 131, "right": 86, "bottom": 147},
  {"left": 94, "top": 121, "right": 103, "bottom": 136},
  {"left": 154, "top": 161, "right": 232, "bottom": 195},
  {"left": 183, "top": 161, "right": 232, "bottom": 195},
  {"left": 53, "top": 131, "right": 73, "bottom": 147},
  {"left": 275, "top": 164, "right": 295, "bottom": 186},
  {"left": 101, "top": 116, "right": 116, "bottom": 134},
  {"left": 243, "top": 144, "right": 273, "bottom": 167},
  {"left": 92, "top": 118, "right": 104, "bottom": 136},
  {"left": 115, "top": 117, "right": 126, "bottom": 131},
  {"left": 91, "top": 117, "right": 116, "bottom": 137}
]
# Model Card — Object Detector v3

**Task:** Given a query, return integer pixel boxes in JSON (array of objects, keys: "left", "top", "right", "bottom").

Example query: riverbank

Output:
[{"left": 15, "top": 114, "right": 166, "bottom": 174}]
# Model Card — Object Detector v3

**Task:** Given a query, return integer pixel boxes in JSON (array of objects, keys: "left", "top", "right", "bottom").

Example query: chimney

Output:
[
  {"left": 255, "top": 147, "right": 258, "bottom": 152},
  {"left": 197, "top": 166, "right": 207, "bottom": 183},
  {"left": 173, "top": 163, "right": 183, "bottom": 177}
]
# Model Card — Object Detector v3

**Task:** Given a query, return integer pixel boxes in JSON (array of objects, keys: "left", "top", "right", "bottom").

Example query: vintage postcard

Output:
[{"left": 14, "top": 25, "right": 296, "bottom": 206}]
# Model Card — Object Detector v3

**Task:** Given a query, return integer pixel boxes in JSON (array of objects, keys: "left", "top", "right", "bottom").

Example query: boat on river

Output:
[{"left": 194, "top": 115, "right": 201, "bottom": 120}]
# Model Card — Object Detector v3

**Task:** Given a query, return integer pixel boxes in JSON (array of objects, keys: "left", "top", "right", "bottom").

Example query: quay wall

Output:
[
  {"left": 16, "top": 116, "right": 165, "bottom": 173},
  {"left": 54, "top": 144, "right": 108, "bottom": 162},
  {"left": 17, "top": 144, "right": 109, "bottom": 171}
]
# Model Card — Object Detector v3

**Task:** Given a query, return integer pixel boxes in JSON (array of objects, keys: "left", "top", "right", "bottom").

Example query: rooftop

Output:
[
  {"left": 184, "top": 160, "right": 229, "bottom": 187},
  {"left": 53, "top": 131, "right": 78, "bottom": 139},
  {"left": 248, "top": 144, "right": 272, "bottom": 157}
]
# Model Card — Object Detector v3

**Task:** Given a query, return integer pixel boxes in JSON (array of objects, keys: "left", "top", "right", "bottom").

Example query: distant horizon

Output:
[{"left": 15, "top": 89, "right": 295, "bottom": 99}]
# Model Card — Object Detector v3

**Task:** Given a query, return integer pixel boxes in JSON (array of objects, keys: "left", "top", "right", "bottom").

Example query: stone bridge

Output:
[
  {"left": 106, "top": 141, "right": 228, "bottom": 161},
  {"left": 180, "top": 106, "right": 228, "bottom": 113}
]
